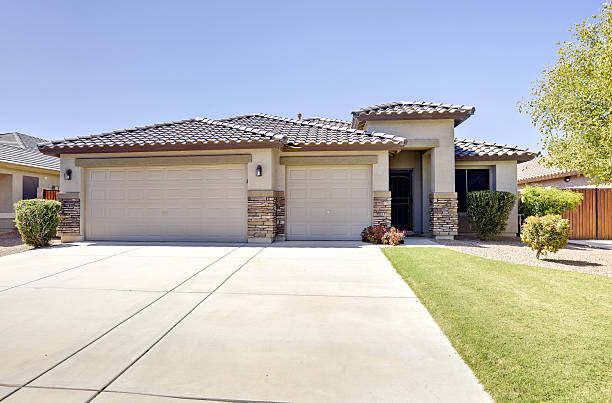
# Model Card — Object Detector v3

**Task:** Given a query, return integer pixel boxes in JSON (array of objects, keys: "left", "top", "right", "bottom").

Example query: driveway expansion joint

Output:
[
  {"left": 0, "top": 245, "right": 244, "bottom": 402},
  {"left": 0, "top": 246, "right": 144, "bottom": 294},
  {"left": 87, "top": 246, "right": 266, "bottom": 402}
]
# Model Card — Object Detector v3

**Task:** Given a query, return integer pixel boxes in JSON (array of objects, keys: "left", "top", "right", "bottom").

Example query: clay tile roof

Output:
[
  {"left": 517, "top": 157, "right": 577, "bottom": 184},
  {"left": 38, "top": 118, "right": 287, "bottom": 156},
  {"left": 301, "top": 117, "right": 352, "bottom": 128},
  {"left": 0, "top": 132, "right": 59, "bottom": 171},
  {"left": 455, "top": 138, "right": 539, "bottom": 162},
  {"left": 352, "top": 101, "right": 475, "bottom": 127},
  {"left": 219, "top": 113, "right": 406, "bottom": 147}
]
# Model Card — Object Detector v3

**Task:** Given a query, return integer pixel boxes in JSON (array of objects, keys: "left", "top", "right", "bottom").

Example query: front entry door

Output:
[{"left": 390, "top": 170, "right": 413, "bottom": 231}]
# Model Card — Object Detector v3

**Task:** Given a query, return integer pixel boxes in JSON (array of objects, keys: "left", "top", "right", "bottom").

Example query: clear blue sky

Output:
[{"left": 0, "top": 0, "right": 602, "bottom": 150}]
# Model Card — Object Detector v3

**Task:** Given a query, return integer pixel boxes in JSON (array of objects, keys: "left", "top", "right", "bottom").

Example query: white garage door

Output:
[
  {"left": 85, "top": 165, "right": 247, "bottom": 242},
  {"left": 286, "top": 165, "right": 372, "bottom": 240}
]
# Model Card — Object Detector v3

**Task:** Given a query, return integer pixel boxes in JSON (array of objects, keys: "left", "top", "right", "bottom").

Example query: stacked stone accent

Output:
[
  {"left": 57, "top": 193, "right": 81, "bottom": 241},
  {"left": 247, "top": 191, "right": 276, "bottom": 242},
  {"left": 372, "top": 191, "right": 392, "bottom": 228},
  {"left": 429, "top": 193, "right": 458, "bottom": 239},
  {"left": 274, "top": 191, "right": 285, "bottom": 239}
]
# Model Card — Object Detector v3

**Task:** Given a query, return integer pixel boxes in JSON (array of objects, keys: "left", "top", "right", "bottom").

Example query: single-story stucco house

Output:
[
  {"left": 39, "top": 101, "right": 538, "bottom": 243},
  {"left": 1, "top": 132, "right": 60, "bottom": 231}
]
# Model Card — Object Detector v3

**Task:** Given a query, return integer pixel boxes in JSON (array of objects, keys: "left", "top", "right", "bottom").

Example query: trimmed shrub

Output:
[
  {"left": 520, "top": 214, "right": 570, "bottom": 259},
  {"left": 520, "top": 185, "right": 582, "bottom": 217},
  {"left": 361, "top": 224, "right": 386, "bottom": 244},
  {"left": 14, "top": 199, "right": 61, "bottom": 247},
  {"left": 381, "top": 227, "right": 406, "bottom": 246},
  {"left": 467, "top": 190, "right": 517, "bottom": 240}
]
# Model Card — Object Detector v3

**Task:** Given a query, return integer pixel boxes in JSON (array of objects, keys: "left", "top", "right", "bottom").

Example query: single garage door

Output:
[
  {"left": 85, "top": 165, "right": 247, "bottom": 241},
  {"left": 286, "top": 165, "right": 371, "bottom": 240}
]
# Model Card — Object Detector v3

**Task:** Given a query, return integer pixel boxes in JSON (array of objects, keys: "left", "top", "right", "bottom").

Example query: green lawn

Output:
[{"left": 382, "top": 247, "right": 612, "bottom": 403}]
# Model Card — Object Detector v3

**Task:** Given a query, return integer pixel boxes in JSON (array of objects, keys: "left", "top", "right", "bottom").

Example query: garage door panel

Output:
[
  {"left": 86, "top": 165, "right": 247, "bottom": 242},
  {"left": 287, "top": 165, "right": 371, "bottom": 240}
]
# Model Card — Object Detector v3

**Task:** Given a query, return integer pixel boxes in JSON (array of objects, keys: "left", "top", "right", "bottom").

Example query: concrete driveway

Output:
[{"left": 0, "top": 241, "right": 490, "bottom": 403}]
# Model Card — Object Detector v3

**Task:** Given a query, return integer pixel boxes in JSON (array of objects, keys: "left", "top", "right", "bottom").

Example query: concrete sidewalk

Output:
[{"left": 0, "top": 241, "right": 490, "bottom": 402}]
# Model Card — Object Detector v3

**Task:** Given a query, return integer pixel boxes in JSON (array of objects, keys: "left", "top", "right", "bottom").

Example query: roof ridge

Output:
[
  {"left": 223, "top": 113, "right": 406, "bottom": 144},
  {"left": 352, "top": 101, "right": 475, "bottom": 115},
  {"left": 302, "top": 116, "right": 351, "bottom": 124}
]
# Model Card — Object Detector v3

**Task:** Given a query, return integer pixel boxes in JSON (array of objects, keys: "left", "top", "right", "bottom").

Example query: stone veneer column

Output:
[
  {"left": 57, "top": 192, "right": 83, "bottom": 243},
  {"left": 372, "top": 191, "right": 391, "bottom": 227},
  {"left": 429, "top": 192, "right": 458, "bottom": 240},
  {"left": 248, "top": 190, "right": 276, "bottom": 243},
  {"left": 274, "top": 191, "right": 285, "bottom": 240}
]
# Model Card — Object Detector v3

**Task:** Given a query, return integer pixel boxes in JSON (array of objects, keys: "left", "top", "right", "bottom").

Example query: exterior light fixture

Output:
[
  {"left": 64, "top": 169, "right": 72, "bottom": 180},
  {"left": 255, "top": 165, "right": 263, "bottom": 177},
  {"left": 564, "top": 176, "right": 571, "bottom": 183}
]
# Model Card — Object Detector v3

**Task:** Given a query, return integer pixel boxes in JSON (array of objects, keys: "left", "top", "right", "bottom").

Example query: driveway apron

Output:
[{"left": 0, "top": 241, "right": 490, "bottom": 402}]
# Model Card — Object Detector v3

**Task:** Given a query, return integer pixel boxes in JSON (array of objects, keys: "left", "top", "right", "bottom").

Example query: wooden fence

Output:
[
  {"left": 43, "top": 189, "right": 59, "bottom": 201},
  {"left": 563, "top": 188, "right": 612, "bottom": 240}
]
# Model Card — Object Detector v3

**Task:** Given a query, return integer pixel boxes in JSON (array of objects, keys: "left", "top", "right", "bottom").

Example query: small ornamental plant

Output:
[
  {"left": 381, "top": 227, "right": 406, "bottom": 246},
  {"left": 520, "top": 214, "right": 570, "bottom": 259},
  {"left": 361, "top": 224, "right": 387, "bottom": 244},
  {"left": 14, "top": 199, "right": 61, "bottom": 247}
]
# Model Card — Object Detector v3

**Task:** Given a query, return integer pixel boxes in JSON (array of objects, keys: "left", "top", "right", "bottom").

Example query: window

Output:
[
  {"left": 22, "top": 176, "right": 39, "bottom": 200},
  {"left": 455, "top": 169, "right": 489, "bottom": 212}
]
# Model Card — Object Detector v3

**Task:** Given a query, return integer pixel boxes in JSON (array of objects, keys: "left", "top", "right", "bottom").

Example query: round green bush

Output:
[
  {"left": 467, "top": 190, "right": 517, "bottom": 240},
  {"left": 520, "top": 185, "right": 583, "bottom": 217},
  {"left": 520, "top": 214, "right": 570, "bottom": 259},
  {"left": 14, "top": 199, "right": 61, "bottom": 247}
]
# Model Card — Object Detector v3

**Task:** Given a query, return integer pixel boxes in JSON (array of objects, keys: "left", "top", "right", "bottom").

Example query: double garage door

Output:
[
  {"left": 85, "top": 165, "right": 247, "bottom": 242},
  {"left": 85, "top": 164, "right": 372, "bottom": 242}
]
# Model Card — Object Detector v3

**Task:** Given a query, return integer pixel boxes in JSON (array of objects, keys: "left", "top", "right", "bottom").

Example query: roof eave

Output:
[
  {"left": 455, "top": 153, "right": 538, "bottom": 163},
  {"left": 39, "top": 140, "right": 285, "bottom": 157},
  {"left": 0, "top": 161, "right": 60, "bottom": 174},
  {"left": 353, "top": 111, "right": 474, "bottom": 127}
]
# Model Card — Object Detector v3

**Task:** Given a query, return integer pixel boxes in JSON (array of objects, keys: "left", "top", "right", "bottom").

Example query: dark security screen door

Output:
[{"left": 390, "top": 170, "right": 413, "bottom": 231}]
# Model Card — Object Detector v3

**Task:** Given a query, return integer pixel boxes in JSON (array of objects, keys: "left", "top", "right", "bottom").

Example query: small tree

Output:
[
  {"left": 14, "top": 199, "right": 61, "bottom": 247},
  {"left": 467, "top": 190, "right": 517, "bottom": 240},
  {"left": 519, "top": 2, "right": 612, "bottom": 183},
  {"left": 521, "top": 214, "right": 570, "bottom": 259},
  {"left": 520, "top": 185, "right": 583, "bottom": 217}
]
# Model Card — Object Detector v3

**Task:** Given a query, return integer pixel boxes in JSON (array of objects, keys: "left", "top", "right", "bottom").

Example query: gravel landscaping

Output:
[
  {"left": 437, "top": 236, "right": 612, "bottom": 277},
  {"left": 0, "top": 230, "right": 60, "bottom": 257}
]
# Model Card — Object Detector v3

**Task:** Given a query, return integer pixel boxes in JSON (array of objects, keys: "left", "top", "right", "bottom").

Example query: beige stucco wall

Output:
[
  {"left": 59, "top": 148, "right": 390, "bottom": 238},
  {"left": 275, "top": 150, "right": 389, "bottom": 192},
  {"left": 455, "top": 160, "right": 518, "bottom": 236},
  {"left": 389, "top": 150, "right": 423, "bottom": 233},
  {"left": 365, "top": 120, "right": 455, "bottom": 193},
  {"left": 0, "top": 165, "right": 60, "bottom": 231}
]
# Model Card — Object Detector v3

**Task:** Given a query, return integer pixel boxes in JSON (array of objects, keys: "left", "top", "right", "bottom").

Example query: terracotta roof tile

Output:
[
  {"left": 219, "top": 114, "right": 406, "bottom": 146},
  {"left": 455, "top": 138, "right": 539, "bottom": 162},
  {"left": 301, "top": 117, "right": 352, "bottom": 128},
  {"left": 39, "top": 118, "right": 287, "bottom": 155},
  {"left": 517, "top": 157, "right": 576, "bottom": 183},
  {"left": 352, "top": 101, "right": 475, "bottom": 127}
]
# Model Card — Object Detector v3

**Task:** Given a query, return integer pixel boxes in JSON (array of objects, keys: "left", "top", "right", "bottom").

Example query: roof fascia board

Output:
[{"left": 75, "top": 154, "right": 252, "bottom": 168}]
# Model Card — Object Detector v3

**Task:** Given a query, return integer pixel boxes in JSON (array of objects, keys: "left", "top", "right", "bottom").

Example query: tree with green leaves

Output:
[{"left": 520, "top": 2, "right": 612, "bottom": 184}]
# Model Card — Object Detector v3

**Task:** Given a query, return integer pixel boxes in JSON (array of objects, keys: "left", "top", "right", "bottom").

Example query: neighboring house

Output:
[
  {"left": 39, "top": 101, "right": 538, "bottom": 243},
  {"left": 0, "top": 132, "right": 60, "bottom": 231},
  {"left": 518, "top": 157, "right": 612, "bottom": 240},
  {"left": 517, "top": 157, "right": 591, "bottom": 189}
]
